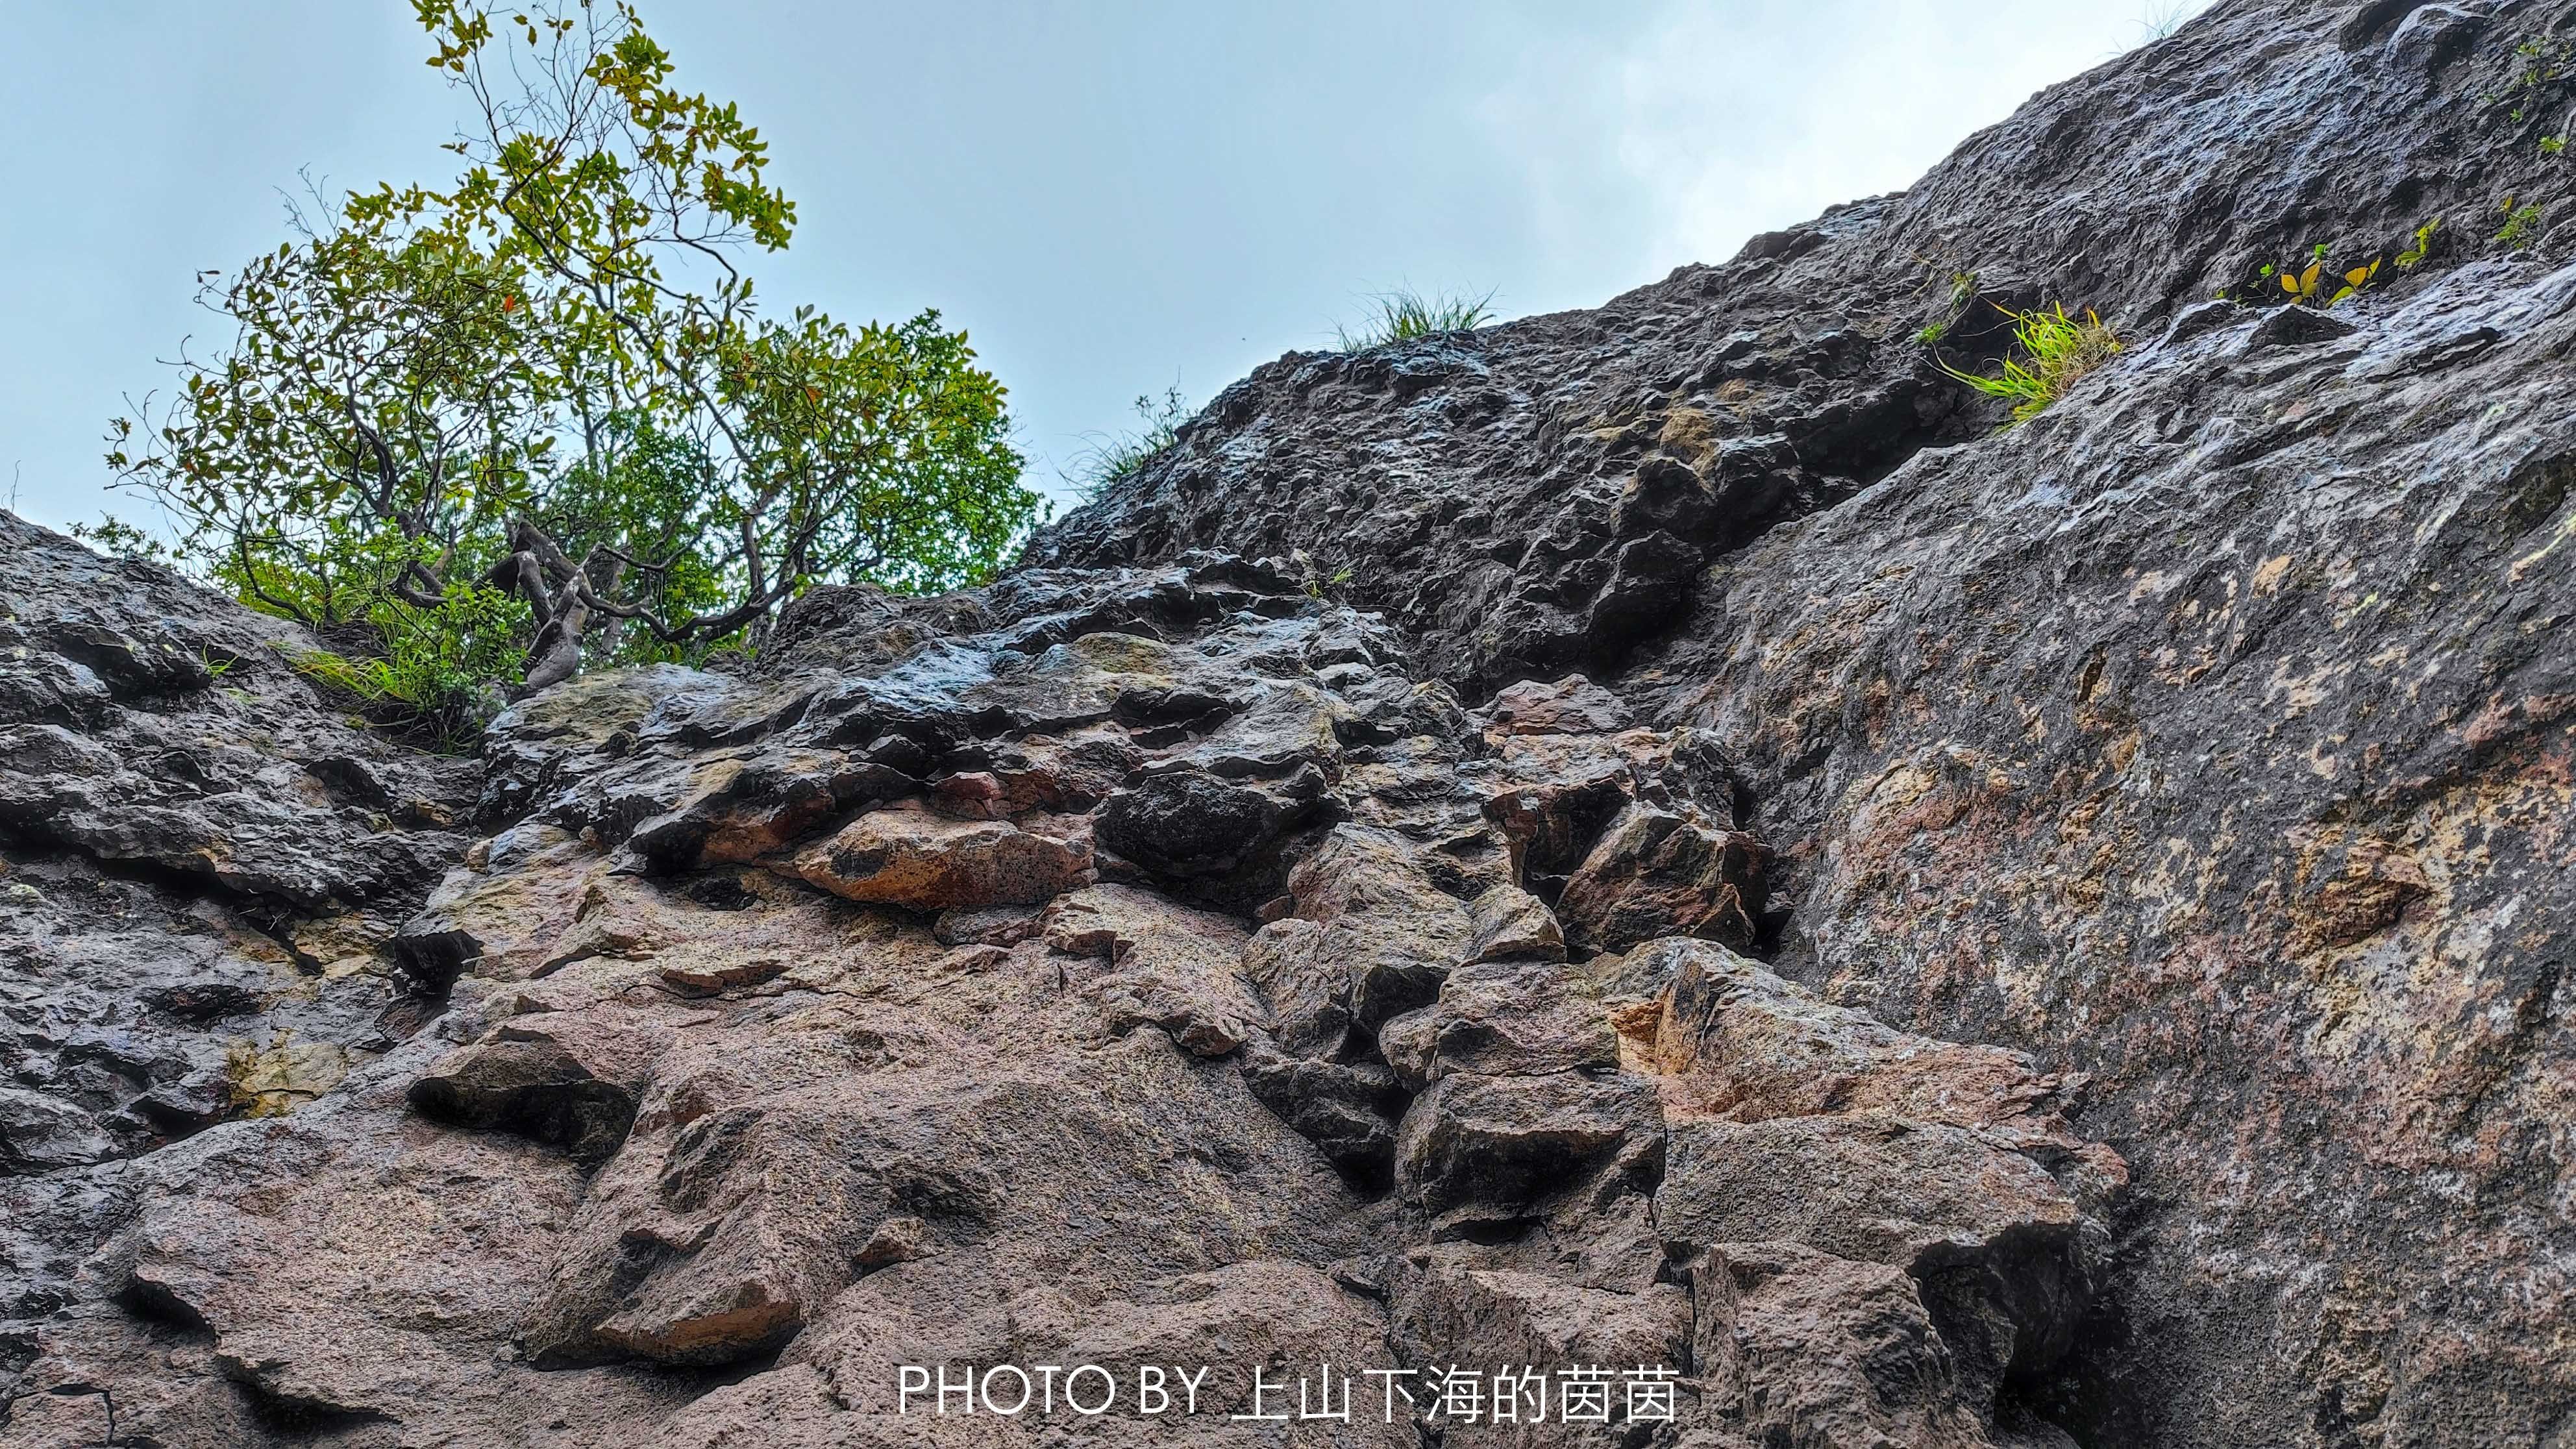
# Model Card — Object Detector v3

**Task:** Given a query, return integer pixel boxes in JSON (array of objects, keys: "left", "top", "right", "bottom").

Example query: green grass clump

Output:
[
  {"left": 1940, "top": 303, "right": 2122, "bottom": 428},
  {"left": 283, "top": 587, "right": 514, "bottom": 750},
  {"left": 1071, "top": 387, "right": 1193, "bottom": 499},
  {"left": 1334, "top": 288, "right": 1496, "bottom": 351}
]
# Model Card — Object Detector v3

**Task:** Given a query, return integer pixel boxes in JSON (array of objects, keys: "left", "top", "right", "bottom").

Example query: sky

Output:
[{"left": 0, "top": 1, "right": 2199, "bottom": 534}]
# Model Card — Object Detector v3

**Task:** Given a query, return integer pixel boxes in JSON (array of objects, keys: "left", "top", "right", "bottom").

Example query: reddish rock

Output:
[{"left": 784, "top": 806, "right": 1091, "bottom": 909}]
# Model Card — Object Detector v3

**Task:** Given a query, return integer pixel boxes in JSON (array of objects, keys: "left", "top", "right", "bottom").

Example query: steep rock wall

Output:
[{"left": 5, "top": 2, "right": 2575, "bottom": 1446}]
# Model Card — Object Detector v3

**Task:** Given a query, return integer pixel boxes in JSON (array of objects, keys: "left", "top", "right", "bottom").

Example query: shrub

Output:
[
  {"left": 286, "top": 586, "right": 521, "bottom": 750},
  {"left": 2496, "top": 197, "right": 2544, "bottom": 249},
  {"left": 1940, "top": 303, "right": 2122, "bottom": 428},
  {"left": 2396, "top": 218, "right": 2442, "bottom": 269},
  {"left": 1334, "top": 288, "right": 1496, "bottom": 351},
  {"left": 103, "top": 0, "right": 1039, "bottom": 738},
  {"left": 2279, "top": 253, "right": 2381, "bottom": 306}
]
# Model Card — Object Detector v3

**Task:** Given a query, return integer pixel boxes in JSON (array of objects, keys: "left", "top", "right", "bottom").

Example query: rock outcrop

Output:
[{"left": 6, "top": 3, "right": 2575, "bottom": 1446}]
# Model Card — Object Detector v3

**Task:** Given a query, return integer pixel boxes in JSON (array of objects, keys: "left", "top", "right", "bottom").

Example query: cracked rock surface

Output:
[
  {"left": 8, "top": 3, "right": 2576, "bottom": 1445},
  {"left": 3, "top": 543, "right": 2116, "bottom": 1447}
]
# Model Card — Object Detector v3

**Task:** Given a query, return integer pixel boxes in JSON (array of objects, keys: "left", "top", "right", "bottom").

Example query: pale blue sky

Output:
[{"left": 1, "top": 2, "right": 2188, "bottom": 534}]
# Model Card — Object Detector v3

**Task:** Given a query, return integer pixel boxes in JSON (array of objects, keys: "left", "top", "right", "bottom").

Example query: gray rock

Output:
[{"left": 18, "top": 1, "right": 2575, "bottom": 1441}]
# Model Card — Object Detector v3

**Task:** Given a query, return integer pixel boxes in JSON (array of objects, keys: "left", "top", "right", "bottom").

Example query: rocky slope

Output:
[{"left": 6, "top": 1, "right": 2576, "bottom": 1446}]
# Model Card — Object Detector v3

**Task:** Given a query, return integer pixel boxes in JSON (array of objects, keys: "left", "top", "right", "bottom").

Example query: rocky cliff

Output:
[{"left": 6, "top": 2, "right": 2575, "bottom": 1446}]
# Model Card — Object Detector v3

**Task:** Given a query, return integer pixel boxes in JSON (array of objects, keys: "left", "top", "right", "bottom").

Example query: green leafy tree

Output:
[{"left": 108, "top": 0, "right": 1036, "bottom": 717}]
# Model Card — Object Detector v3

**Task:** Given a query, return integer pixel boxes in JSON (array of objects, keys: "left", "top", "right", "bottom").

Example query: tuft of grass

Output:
[
  {"left": 1333, "top": 288, "right": 1496, "bottom": 352},
  {"left": 285, "top": 628, "right": 499, "bottom": 752},
  {"left": 1069, "top": 386, "right": 1193, "bottom": 500},
  {"left": 1940, "top": 303, "right": 2122, "bottom": 428},
  {"left": 2135, "top": 0, "right": 2203, "bottom": 44}
]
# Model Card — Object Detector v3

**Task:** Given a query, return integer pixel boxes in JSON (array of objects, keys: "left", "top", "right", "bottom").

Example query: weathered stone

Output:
[
  {"left": 1463, "top": 881, "right": 1566, "bottom": 963},
  {"left": 1043, "top": 884, "right": 1267, "bottom": 1056},
  {"left": 1555, "top": 802, "right": 1763, "bottom": 952},
  {"left": 1377, "top": 958, "right": 1617, "bottom": 1087},
  {"left": 1246, "top": 826, "right": 1474, "bottom": 1059},
  {"left": 1091, "top": 765, "right": 1305, "bottom": 880},
  {"left": 929, "top": 901, "right": 1046, "bottom": 946},
  {"left": 406, "top": 1039, "right": 638, "bottom": 1169},
  {"left": 1636, "top": 938, "right": 2122, "bottom": 1187},
  {"left": 625, "top": 747, "right": 913, "bottom": 868},
  {"left": 853, "top": 1214, "right": 924, "bottom": 1270},
  {"left": 1237, "top": 1048, "right": 1407, "bottom": 1181},
  {"left": 1394, "top": 1070, "right": 1660, "bottom": 1217},
  {"left": 1476, "top": 673, "right": 1633, "bottom": 740},
  {"left": 1387, "top": 1253, "right": 1693, "bottom": 1416},
  {"left": 1659, "top": 1114, "right": 2100, "bottom": 1407},
  {"left": 1690, "top": 1241, "right": 1996, "bottom": 1449},
  {"left": 22, "top": 4, "right": 2576, "bottom": 1440},
  {"left": 654, "top": 956, "right": 788, "bottom": 997},
  {"left": 784, "top": 805, "right": 1091, "bottom": 909}
]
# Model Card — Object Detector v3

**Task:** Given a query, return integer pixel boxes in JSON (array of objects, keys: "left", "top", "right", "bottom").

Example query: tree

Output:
[{"left": 106, "top": 0, "right": 1037, "bottom": 722}]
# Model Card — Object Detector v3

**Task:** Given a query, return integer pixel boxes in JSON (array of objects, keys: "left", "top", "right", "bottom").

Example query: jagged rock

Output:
[
  {"left": 1093, "top": 765, "right": 1320, "bottom": 882},
  {"left": 1026, "top": 7, "right": 2576, "bottom": 1426},
  {"left": 1385, "top": 1252, "right": 1694, "bottom": 1420},
  {"left": 1393, "top": 1070, "right": 1660, "bottom": 1217},
  {"left": 853, "top": 1214, "right": 924, "bottom": 1270},
  {"left": 1555, "top": 802, "right": 1764, "bottom": 952},
  {"left": 1245, "top": 826, "right": 1476, "bottom": 1060},
  {"left": 1237, "top": 1048, "right": 1408, "bottom": 1180},
  {"left": 1377, "top": 958, "right": 1616, "bottom": 1087},
  {"left": 1660, "top": 1115, "right": 2099, "bottom": 1412},
  {"left": 626, "top": 747, "right": 915, "bottom": 869},
  {"left": 930, "top": 901, "right": 1048, "bottom": 946},
  {"left": 1476, "top": 673, "right": 1634, "bottom": 739},
  {"left": 784, "top": 805, "right": 1093, "bottom": 909},
  {"left": 995, "top": 1261, "right": 1409, "bottom": 1432},
  {"left": 0, "top": 1088, "right": 116, "bottom": 1173},
  {"left": 1472, "top": 724, "right": 1744, "bottom": 904},
  {"left": 1636, "top": 939, "right": 2117, "bottom": 1152},
  {"left": 0, "top": 515, "right": 469, "bottom": 911},
  {"left": 16, "top": 3, "right": 2576, "bottom": 1443},
  {"left": 655, "top": 956, "right": 789, "bottom": 997},
  {"left": 1462, "top": 882, "right": 1565, "bottom": 963},
  {"left": 1690, "top": 1241, "right": 1995, "bottom": 1449},
  {"left": 406, "top": 1039, "right": 638, "bottom": 1169},
  {"left": 1043, "top": 884, "right": 1267, "bottom": 1056},
  {"left": 0, "top": 517, "right": 478, "bottom": 1405}
]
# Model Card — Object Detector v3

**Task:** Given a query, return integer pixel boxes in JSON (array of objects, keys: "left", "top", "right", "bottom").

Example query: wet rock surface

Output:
[
  {"left": 7, "top": 3, "right": 2576, "bottom": 1445},
  {"left": 0, "top": 513, "right": 476, "bottom": 1429},
  {"left": 1, "top": 530, "right": 2112, "bottom": 1446}
]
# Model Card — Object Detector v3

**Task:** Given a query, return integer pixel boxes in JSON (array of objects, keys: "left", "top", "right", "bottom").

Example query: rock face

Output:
[{"left": 5, "top": 3, "right": 2575, "bottom": 1446}]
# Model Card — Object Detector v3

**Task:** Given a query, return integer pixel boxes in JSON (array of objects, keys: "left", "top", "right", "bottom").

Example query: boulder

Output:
[
  {"left": 1555, "top": 803, "right": 1763, "bottom": 952},
  {"left": 1394, "top": 1070, "right": 1661, "bottom": 1217},
  {"left": 784, "top": 806, "right": 1091, "bottom": 909}
]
